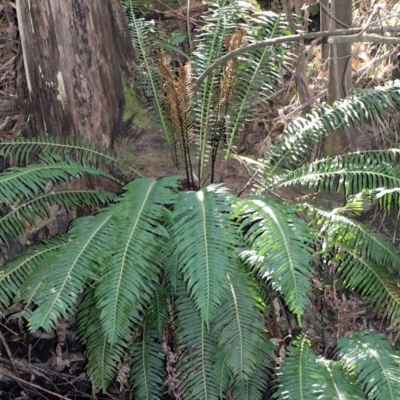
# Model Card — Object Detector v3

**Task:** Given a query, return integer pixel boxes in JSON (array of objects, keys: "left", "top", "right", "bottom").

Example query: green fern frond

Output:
[
  {"left": 261, "top": 80, "right": 400, "bottom": 187},
  {"left": 274, "top": 334, "right": 367, "bottom": 400},
  {"left": 274, "top": 334, "right": 323, "bottom": 399},
  {"left": 122, "top": 0, "right": 173, "bottom": 150},
  {"left": 0, "top": 189, "right": 116, "bottom": 245},
  {"left": 229, "top": 356, "right": 270, "bottom": 400},
  {"left": 213, "top": 263, "right": 271, "bottom": 380},
  {"left": 175, "top": 284, "right": 219, "bottom": 400},
  {"left": 0, "top": 135, "right": 136, "bottom": 174},
  {"left": 305, "top": 205, "right": 400, "bottom": 274},
  {"left": 334, "top": 244, "right": 400, "bottom": 324},
  {"left": 0, "top": 154, "right": 118, "bottom": 205},
  {"left": 337, "top": 330, "right": 400, "bottom": 400},
  {"left": 235, "top": 196, "right": 314, "bottom": 317},
  {"left": 130, "top": 318, "right": 165, "bottom": 400},
  {"left": 77, "top": 289, "right": 128, "bottom": 392},
  {"left": 171, "top": 185, "right": 236, "bottom": 325},
  {"left": 147, "top": 284, "right": 169, "bottom": 339},
  {"left": 0, "top": 237, "right": 65, "bottom": 310},
  {"left": 314, "top": 359, "right": 366, "bottom": 400},
  {"left": 270, "top": 150, "right": 400, "bottom": 197},
  {"left": 28, "top": 213, "right": 113, "bottom": 331},
  {"left": 95, "top": 177, "right": 179, "bottom": 344}
]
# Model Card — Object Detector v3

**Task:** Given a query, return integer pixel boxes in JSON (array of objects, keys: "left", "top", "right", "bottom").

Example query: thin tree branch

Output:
[{"left": 194, "top": 25, "right": 400, "bottom": 91}]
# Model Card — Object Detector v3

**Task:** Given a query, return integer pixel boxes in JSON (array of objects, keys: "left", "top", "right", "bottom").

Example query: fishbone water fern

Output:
[{"left": 2, "top": 0, "right": 400, "bottom": 396}]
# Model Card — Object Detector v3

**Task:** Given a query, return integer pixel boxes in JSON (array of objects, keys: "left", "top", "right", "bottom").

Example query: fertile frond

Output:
[
  {"left": 130, "top": 319, "right": 165, "bottom": 400},
  {"left": 158, "top": 52, "right": 195, "bottom": 186},
  {"left": 213, "top": 262, "right": 272, "bottom": 380},
  {"left": 175, "top": 285, "right": 219, "bottom": 400},
  {"left": 0, "top": 135, "right": 134, "bottom": 173},
  {"left": 271, "top": 150, "right": 400, "bottom": 200},
  {"left": 235, "top": 196, "right": 314, "bottom": 317},
  {"left": 0, "top": 238, "right": 65, "bottom": 310},
  {"left": 261, "top": 80, "right": 400, "bottom": 188},
  {"left": 28, "top": 213, "right": 113, "bottom": 331},
  {"left": 77, "top": 289, "right": 127, "bottom": 392},
  {"left": 337, "top": 331, "right": 400, "bottom": 400},
  {"left": 0, "top": 189, "right": 116, "bottom": 245},
  {"left": 171, "top": 185, "right": 236, "bottom": 325},
  {"left": 95, "top": 177, "right": 179, "bottom": 344}
]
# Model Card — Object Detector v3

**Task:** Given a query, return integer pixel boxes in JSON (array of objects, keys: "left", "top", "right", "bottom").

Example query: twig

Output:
[
  {"left": 0, "top": 366, "right": 72, "bottom": 399},
  {"left": 194, "top": 25, "right": 400, "bottom": 91},
  {"left": 0, "top": 330, "right": 20, "bottom": 379}
]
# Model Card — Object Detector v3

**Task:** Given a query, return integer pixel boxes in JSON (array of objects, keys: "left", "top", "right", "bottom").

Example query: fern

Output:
[
  {"left": 274, "top": 334, "right": 367, "bottom": 400},
  {"left": 171, "top": 185, "right": 236, "bottom": 325},
  {"left": 337, "top": 331, "right": 400, "bottom": 400},
  {"left": 235, "top": 196, "right": 315, "bottom": 317},
  {"left": 130, "top": 318, "right": 165, "bottom": 400},
  {"left": 261, "top": 80, "right": 400, "bottom": 187}
]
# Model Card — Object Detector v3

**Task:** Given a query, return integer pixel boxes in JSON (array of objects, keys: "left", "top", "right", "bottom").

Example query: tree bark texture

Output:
[
  {"left": 16, "top": 0, "right": 136, "bottom": 146},
  {"left": 324, "top": 0, "right": 354, "bottom": 156}
]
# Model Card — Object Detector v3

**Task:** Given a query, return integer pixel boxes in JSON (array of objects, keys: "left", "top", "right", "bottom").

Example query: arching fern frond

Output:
[
  {"left": 171, "top": 185, "right": 236, "bottom": 325},
  {"left": 77, "top": 288, "right": 128, "bottom": 392},
  {"left": 333, "top": 244, "right": 400, "bottom": 324},
  {"left": 175, "top": 284, "right": 219, "bottom": 400},
  {"left": 0, "top": 135, "right": 137, "bottom": 174},
  {"left": 28, "top": 213, "right": 113, "bottom": 332},
  {"left": 274, "top": 334, "right": 366, "bottom": 400},
  {"left": 130, "top": 318, "right": 165, "bottom": 400},
  {"left": 305, "top": 205, "right": 400, "bottom": 274},
  {"left": 235, "top": 196, "right": 314, "bottom": 318},
  {"left": 0, "top": 189, "right": 117, "bottom": 245},
  {"left": 337, "top": 331, "right": 400, "bottom": 400},
  {"left": 95, "top": 177, "right": 179, "bottom": 344},
  {"left": 213, "top": 263, "right": 271, "bottom": 381},
  {"left": 269, "top": 150, "right": 400, "bottom": 197},
  {"left": 0, "top": 154, "right": 118, "bottom": 204},
  {"left": 0, "top": 237, "right": 66, "bottom": 310},
  {"left": 261, "top": 80, "right": 400, "bottom": 188}
]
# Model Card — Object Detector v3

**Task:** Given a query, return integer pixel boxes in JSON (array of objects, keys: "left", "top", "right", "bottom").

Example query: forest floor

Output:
[{"left": 1, "top": 1, "right": 400, "bottom": 399}]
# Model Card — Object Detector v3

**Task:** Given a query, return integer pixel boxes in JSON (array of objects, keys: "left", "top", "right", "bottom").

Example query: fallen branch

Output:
[{"left": 195, "top": 25, "right": 400, "bottom": 91}]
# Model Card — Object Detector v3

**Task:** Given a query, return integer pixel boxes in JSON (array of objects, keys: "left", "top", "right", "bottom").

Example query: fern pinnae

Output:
[
  {"left": 175, "top": 283, "right": 219, "bottom": 400},
  {"left": 77, "top": 288, "right": 127, "bottom": 391},
  {"left": 95, "top": 177, "right": 178, "bottom": 344},
  {"left": 0, "top": 135, "right": 141, "bottom": 175},
  {"left": 213, "top": 263, "right": 271, "bottom": 381},
  {"left": 172, "top": 185, "right": 235, "bottom": 325},
  {"left": 0, "top": 238, "right": 65, "bottom": 309},
  {"left": 236, "top": 196, "right": 314, "bottom": 317},
  {"left": 333, "top": 244, "right": 400, "bottom": 324},
  {"left": 130, "top": 318, "right": 164, "bottom": 400},
  {"left": 0, "top": 189, "right": 116, "bottom": 244},
  {"left": 306, "top": 204, "right": 400, "bottom": 274},
  {"left": 337, "top": 331, "right": 400, "bottom": 400},
  {"left": 28, "top": 213, "right": 113, "bottom": 332}
]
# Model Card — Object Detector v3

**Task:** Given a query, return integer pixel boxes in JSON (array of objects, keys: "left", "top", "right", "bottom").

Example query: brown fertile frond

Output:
[
  {"left": 218, "top": 28, "right": 247, "bottom": 108},
  {"left": 157, "top": 51, "right": 195, "bottom": 187}
]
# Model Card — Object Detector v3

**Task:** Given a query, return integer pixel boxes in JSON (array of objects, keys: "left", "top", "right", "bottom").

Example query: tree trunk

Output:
[
  {"left": 16, "top": 0, "right": 136, "bottom": 147},
  {"left": 324, "top": 0, "right": 354, "bottom": 156}
]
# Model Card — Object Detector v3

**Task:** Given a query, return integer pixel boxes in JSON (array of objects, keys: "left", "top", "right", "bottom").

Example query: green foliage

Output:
[{"left": 1, "top": 1, "right": 400, "bottom": 398}]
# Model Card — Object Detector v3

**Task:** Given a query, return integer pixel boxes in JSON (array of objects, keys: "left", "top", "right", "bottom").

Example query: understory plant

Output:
[{"left": 1, "top": 0, "right": 400, "bottom": 398}]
